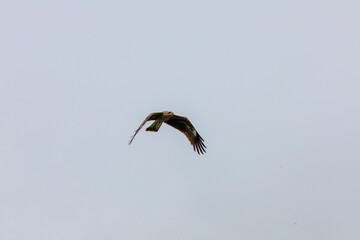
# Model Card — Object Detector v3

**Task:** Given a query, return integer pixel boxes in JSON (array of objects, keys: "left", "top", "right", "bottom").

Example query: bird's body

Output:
[
  {"left": 129, "top": 111, "right": 206, "bottom": 154},
  {"left": 145, "top": 111, "right": 173, "bottom": 132}
]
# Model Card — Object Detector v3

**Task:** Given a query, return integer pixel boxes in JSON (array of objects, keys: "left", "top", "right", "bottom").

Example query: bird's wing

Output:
[
  {"left": 128, "top": 112, "right": 163, "bottom": 145},
  {"left": 165, "top": 115, "right": 206, "bottom": 154}
]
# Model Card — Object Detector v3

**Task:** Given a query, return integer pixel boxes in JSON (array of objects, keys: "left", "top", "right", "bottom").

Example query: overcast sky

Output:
[{"left": 1, "top": 1, "right": 360, "bottom": 239}]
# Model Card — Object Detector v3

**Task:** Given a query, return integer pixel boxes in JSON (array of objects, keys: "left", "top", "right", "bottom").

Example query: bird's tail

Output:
[{"left": 146, "top": 120, "right": 163, "bottom": 132}]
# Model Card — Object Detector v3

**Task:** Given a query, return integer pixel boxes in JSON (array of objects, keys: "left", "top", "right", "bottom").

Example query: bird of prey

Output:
[{"left": 128, "top": 111, "right": 206, "bottom": 154}]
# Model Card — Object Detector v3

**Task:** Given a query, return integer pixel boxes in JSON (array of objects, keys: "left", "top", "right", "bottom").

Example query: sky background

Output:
[{"left": 1, "top": 1, "right": 360, "bottom": 239}]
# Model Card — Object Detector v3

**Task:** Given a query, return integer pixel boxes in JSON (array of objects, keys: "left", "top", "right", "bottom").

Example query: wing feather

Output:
[
  {"left": 165, "top": 115, "right": 206, "bottom": 154},
  {"left": 128, "top": 112, "right": 163, "bottom": 145}
]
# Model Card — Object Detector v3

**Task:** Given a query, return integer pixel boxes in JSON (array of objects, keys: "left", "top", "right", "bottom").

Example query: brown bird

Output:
[{"left": 128, "top": 111, "right": 206, "bottom": 154}]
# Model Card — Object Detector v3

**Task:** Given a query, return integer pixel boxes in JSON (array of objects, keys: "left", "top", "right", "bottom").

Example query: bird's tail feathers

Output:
[{"left": 146, "top": 120, "right": 163, "bottom": 132}]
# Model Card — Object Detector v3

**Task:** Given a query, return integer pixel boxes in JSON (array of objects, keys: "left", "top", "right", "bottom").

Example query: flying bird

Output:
[{"left": 128, "top": 111, "right": 206, "bottom": 154}]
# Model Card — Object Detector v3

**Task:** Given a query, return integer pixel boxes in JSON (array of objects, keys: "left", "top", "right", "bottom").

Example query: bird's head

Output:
[{"left": 164, "top": 111, "right": 174, "bottom": 117}]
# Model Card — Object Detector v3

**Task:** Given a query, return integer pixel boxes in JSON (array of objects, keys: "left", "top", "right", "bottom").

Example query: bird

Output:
[{"left": 128, "top": 111, "right": 206, "bottom": 154}]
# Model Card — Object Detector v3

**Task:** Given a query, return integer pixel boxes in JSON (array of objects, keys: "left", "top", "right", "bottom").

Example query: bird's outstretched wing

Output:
[
  {"left": 165, "top": 115, "right": 206, "bottom": 154},
  {"left": 128, "top": 112, "right": 163, "bottom": 145}
]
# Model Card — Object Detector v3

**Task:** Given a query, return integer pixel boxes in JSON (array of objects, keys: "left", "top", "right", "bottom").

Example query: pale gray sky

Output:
[{"left": 1, "top": 1, "right": 360, "bottom": 239}]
